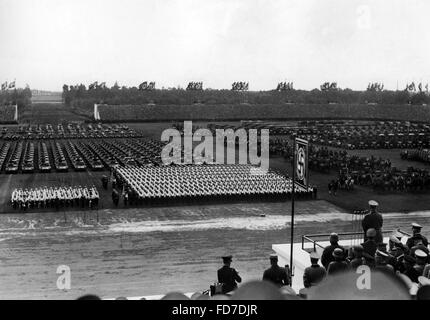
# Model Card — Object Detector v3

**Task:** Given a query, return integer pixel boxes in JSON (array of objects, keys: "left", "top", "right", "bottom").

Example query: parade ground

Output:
[
  {"left": 1, "top": 120, "right": 430, "bottom": 299},
  {"left": 1, "top": 135, "right": 429, "bottom": 214}
]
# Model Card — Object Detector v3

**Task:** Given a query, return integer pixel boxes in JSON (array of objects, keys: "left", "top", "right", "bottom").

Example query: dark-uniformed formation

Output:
[{"left": 10, "top": 185, "right": 99, "bottom": 211}]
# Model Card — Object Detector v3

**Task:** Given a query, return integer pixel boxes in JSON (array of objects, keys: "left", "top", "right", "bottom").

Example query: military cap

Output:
[
  {"left": 368, "top": 200, "right": 379, "bottom": 207},
  {"left": 415, "top": 249, "right": 428, "bottom": 259},
  {"left": 366, "top": 228, "right": 377, "bottom": 238},
  {"left": 411, "top": 223, "right": 422, "bottom": 229},
  {"left": 269, "top": 254, "right": 278, "bottom": 260},
  {"left": 418, "top": 276, "right": 430, "bottom": 287},
  {"left": 222, "top": 255, "right": 233, "bottom": 261},
  {"left": 390, "top": 234, "right": 402, "bottom": 244},
  {"left": 310, "top": 251, "right": 320, "bottom": 259},
  {"left": 392, "top": 230, "right": 403, "bottom": 239},
  {"left": 332, "top": 248, "right": 344, "bottom": 258},
  {"left": 329, "top": 233, "right": 339, "bottom": 240}
]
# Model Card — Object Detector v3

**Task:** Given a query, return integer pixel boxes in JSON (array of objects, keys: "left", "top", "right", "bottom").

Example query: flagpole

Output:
[{"left": 289, "top": 136, "right": 296, "bottom": 286}]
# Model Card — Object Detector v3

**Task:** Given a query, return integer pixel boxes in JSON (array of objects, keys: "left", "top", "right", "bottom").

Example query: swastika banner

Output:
[{"left": 295, "top": 138, "right": 309, "bottom": 190}]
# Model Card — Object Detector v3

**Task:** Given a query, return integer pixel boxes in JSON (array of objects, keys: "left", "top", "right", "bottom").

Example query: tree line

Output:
[
  {"left": 0, "top": 86, "right": 32, "bottom": 108},
  {"left": 62, "top": 83, "right": 430, "bottom": 111}
]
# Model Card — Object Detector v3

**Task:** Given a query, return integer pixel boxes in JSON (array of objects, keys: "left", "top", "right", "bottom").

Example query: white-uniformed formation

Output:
[
  {"left": 10, "top": 185, "right": 100, "bottom": 211},
  {"left": 113, "top": 164, "right": 314, "bottom": 204}
]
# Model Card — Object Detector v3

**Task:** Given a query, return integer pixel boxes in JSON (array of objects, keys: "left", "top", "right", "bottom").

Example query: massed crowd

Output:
[{"left": 112, "top": 164, "right": 314, "bottom": 205}]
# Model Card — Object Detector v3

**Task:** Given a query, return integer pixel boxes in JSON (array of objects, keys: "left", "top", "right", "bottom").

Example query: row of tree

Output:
[
  {"left": 62, "top": 83, "right": 430, "bottom": 111},
  {"left": 0, "top": 86, "right": 32, "bottom": 108}
]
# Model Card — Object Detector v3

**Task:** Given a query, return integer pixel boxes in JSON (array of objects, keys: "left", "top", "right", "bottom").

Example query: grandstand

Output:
[
  {"left": 95, "top": 103, "right": 430, "bottom": 123},
  {"left": 31, "top": 90, "right": 63, "bottom": 104}
]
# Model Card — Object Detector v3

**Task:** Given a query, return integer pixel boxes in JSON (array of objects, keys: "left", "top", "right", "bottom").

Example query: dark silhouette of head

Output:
[
  {"left": 329, "top": 233, "right": 339, "bottom": 245},
  {"left": 231, "top": 281, "right": 285, "bottom": 300},
  {"left": 269, "top": 254, "right": 278, "bottom": 266},
  {"left": 76, "top": 294, "right": 101, "bottom": 300}
]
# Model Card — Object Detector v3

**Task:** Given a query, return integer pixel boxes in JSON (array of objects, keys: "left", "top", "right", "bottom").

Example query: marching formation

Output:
[
  {"left": 10, "top": 185, "right": 100, "bottom": 211},
  {"left": 113, "top": 164, "right": 313, "bottom": 205}
]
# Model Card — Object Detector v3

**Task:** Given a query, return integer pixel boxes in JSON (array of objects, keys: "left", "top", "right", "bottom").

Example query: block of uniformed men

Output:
[
  {"left": 10, "top": 186, "right": 99, "bottom": 211},
  {"left": 112, "top": 164, "right": 314, "bottom": 204}
]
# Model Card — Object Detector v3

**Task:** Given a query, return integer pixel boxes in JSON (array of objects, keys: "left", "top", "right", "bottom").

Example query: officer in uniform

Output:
[
  {"left": 349, "top": 245, "right": 366, "bottom": 269},
  {"left": 217, "top": 255, "right": 242, "bottom": 294},
  {"left": 406, "top": 223, "right": 429, "bottom": 249},
  {"left": 362, "top": 200, "right": 383, "bottom": 244},
  {"left": 321, "top": 233, "right": 345, "bottom": 269},
  {"left": 303, "top": 251, "right": 326, "bottom": 288},
  {"left": 361, "top": 228, "right": 378, "bottom": 266},
  {"left": 375, "top": 250, "right": 394, "bottom": 273},
  {"left": 413, "top": 249, "right": 428, "bottom": 276},
  {"left": 262, "top": 254, "right": 289, "bottom": 287},
  {"left": 327, "top": 248, "right": 349, "bottom": 275},
  {"left": 402, "top": 255, "right": 420, "bottom": 283}
]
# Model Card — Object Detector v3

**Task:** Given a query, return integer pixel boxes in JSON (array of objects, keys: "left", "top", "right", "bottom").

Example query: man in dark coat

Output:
[
  {"left": 402, "top": 255, "right": 420, "bottom": 283},
  {"left": 349, "top": 245, "right": 366, "bottom": 269},
  {"left": 361, "top": 228, "right": 378, "bottom": 266},
  {"left": 262, "top": 254, "right": 289, "bottom": 287},
  {"left": 303, "top": 251, "right": 326, "bottom": 288},
  {"left": 327, "top": 248, "right": 349, "bottom": 275},
  {"left": 362, "top": 200, "right": 383, "bottom": 244},
  {"left": 321, "top": 233, "right": 345, "bottom": 269},
  {"left": 217, "top": 255, "right": 242, "bottom": 294},
  {"left": 413, "top": 249, "right": 428, "bottom": 276},
  {"left": 406, "top": 223, "right": 429, "bottom": 249}
]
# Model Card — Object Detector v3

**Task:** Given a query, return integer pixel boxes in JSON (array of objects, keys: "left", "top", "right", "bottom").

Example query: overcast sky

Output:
[{"left": 1, "top": 0, "right": 429, "bottom": 91}]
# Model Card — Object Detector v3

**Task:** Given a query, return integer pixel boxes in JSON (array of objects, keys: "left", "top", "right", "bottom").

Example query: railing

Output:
[{"left": 301, "top": 229, "right": 411, "bottom": 252}]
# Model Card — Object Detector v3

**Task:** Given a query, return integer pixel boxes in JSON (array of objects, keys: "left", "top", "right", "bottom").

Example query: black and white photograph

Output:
[{"left": 1, "top": 0, "right": 430, "bottom": 306}]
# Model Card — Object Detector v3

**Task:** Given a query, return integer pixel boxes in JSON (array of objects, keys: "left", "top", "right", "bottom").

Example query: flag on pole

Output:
[
  {"left": 1, "top": 82, "right": 7, "bottom": 91},
  {"left": 295, "top": 138, "right": 309, "bottom": 190},
  {"left": 8, "top": 81, "right": 15, "bottom": 89}
]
